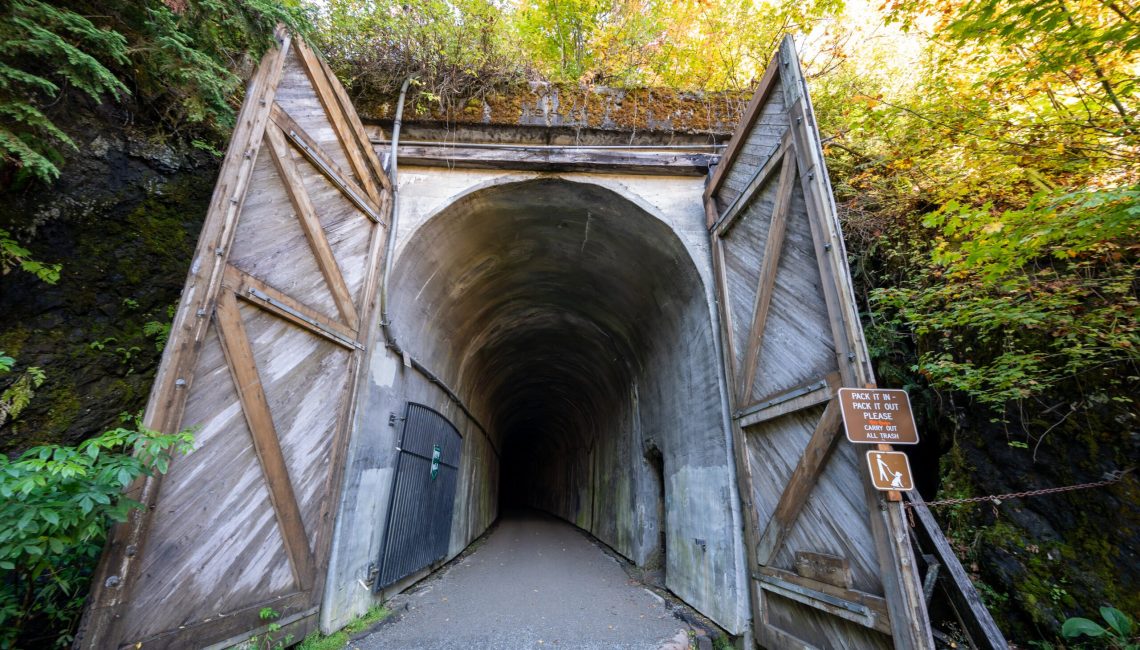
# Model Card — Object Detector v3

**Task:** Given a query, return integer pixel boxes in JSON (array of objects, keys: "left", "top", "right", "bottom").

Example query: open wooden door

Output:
[
  {"left": 76, "top": 29, "right": 391, "bottom": 649},
  {"left": 707, "top": 36, "right": 933, "bottom": 648}
]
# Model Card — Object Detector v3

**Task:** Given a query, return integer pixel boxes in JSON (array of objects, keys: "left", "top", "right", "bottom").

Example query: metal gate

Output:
[{"left": 376, "top": 403, "right": 463, "bottom": 589}]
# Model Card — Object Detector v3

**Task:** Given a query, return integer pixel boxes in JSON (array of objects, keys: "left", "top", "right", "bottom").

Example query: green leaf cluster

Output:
[
  {"left": 0, "top": 0, "right": 314, "bottom": 187},
  {"left": 1063, "top": 606, "right": 1138, "bottom": 649},
  {"left": 0, "top": 0, "right": 129, "bottom": 184},
  {"left": 0, "top": 415, "right": 193, "bottom": 648}
]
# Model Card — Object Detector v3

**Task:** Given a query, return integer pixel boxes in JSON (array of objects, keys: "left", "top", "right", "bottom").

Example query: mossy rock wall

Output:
[{"left": 0, "top": 109, "right": 219, "bottom": 454}]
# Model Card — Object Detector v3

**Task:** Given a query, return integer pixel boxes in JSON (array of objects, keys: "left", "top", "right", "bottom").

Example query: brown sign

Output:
[
  {"left": 837, "top": 388, "right": 919, "bottom": 444},
  {"left": 866, "top": 450, "right": 914, "bottom": 491}
]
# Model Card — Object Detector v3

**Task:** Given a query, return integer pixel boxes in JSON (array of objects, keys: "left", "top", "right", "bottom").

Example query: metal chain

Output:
[{"left": 906, "top": 468, "right": 1133, "bottom": 508}]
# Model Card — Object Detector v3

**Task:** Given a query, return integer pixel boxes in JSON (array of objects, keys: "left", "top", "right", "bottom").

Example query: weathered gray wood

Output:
[
  {"left": 238, "top": 299, "right": 353, "bottom": 543},
  {"left": 735, "top": 371, "right": 839, "bottom": 427},
  {"left": 714, "top": 134, "right": 792, "bottom": 236},
  {"left": 293, "top": 40, "right": 382, "bottom": 207},
  {"left": 709, "top": 218, "right": 768, "bottom": 650},
  {"left": 227, "top": 264, "right": 358, "bottom": 349},
  {"left": 764, "top": 590, "right": 892, "bottom": 648},
  {"left": 116, "top": 325, "right": 298, "bottom": 643},
  {"left": 907, "top": 493, "right": 1010, "bottom": 649},
  {"left": 706, "top": 52, "right": 783, "bottom": 214},
  {"left": 757, "top": 571, "right": 890, "bottom": 635},
  {"left": 794, "top": 551, "right": 853, "bottom": 589},
  {"left": 76, "top": 30, "right": 294, "bottom": 650},
  {"left": 385, "top": 143, "right": 716, "bottom": 176},
  {"left": 736, "top": 149, "right": 797, "bottom": 404},
  {"left": 215, "top": 290, "right": 316, "bottom": 590},
  {"left": 271, "top": 103, "right": 384, "bottom": 223},
  {"left": 266, "top": 124, "right": 360, "bottom": 329},
  {"left": 315, "top": 54, "right": 391, "bottom": 193},
  {"left": 745, "top": 406, "right": 880, "bottom": 593},
  {"left": 754, "top": 399, "right": 842, "bottom": 565},
  {"left": 80, "top": 33, "right": 390, "bottom": 650},
  {"left": 744, "top": 181, "right": 838, "bottom": 403}
]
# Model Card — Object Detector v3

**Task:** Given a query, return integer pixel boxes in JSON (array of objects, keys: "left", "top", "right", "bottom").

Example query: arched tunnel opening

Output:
[{"left": 386, "top": 178, "right": 744, "bottom": 624}]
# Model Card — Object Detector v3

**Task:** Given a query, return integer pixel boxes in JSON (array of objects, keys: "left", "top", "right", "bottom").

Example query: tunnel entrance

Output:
[{"left": 387, "top": 178, "right": 744, "bottom": 625}]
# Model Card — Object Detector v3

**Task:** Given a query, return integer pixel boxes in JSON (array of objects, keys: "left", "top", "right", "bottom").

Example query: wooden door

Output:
[
  {"left": 707, "top": 36, "right": 933, "bottom": 648},
  {"left": 76, "top": 30, "right": 391, "bottom": 649}
]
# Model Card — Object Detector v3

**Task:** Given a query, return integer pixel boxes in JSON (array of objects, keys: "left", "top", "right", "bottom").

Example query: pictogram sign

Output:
[{"left": 866, "top": 451, "right": 914, "bottom": 491}]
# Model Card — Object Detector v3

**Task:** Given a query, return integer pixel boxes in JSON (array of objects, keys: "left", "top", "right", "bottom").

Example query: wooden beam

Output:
[
  {"left": 315, "top": 54, "right": 392, "bottom": 194},
  {"left": 387, "top": 144, "right": 716, "bottom": 176},
  {"left": 735, "top": 371, "right": 840, "bottom": 427},
  {"left": 293, "top": 39, "right": 383, "bottom": 206},
  {"left": 271, "top": 103, "right": 384, "bottom": 224},
  {"left": 755, "top": 399, "right": 842, "bottom": 564},
  {"left": 759, "top": 622, "right": 819, "bottom": 650},
  {"left": 215, "top": 290, "right": 315, "bottom": 591},
  {"left": 709, "top": 219, "right": 769, "bottom": 649},
  {"left": 713, "top": 133, "right": 792, "bottom": 237},
  {"left": 906, "top": 493, "right": 1010, "bottom": 649},
  {"left": 224, "top": 264, "right": 359, "bottom": 349},
  {"left": 117, "top": 593, "right": 312, "bottom": 650},
  {"left": 705, "top": 48, "right": 783, "bottom": 201},
  {"left": 756, "top": 566, "right": 892, "bottom": 635},
  {"left": 76, "top": 32, "right": 294, "bottom": 650},
  {"left": 265, "top": 124, "right": 360, "bottom": 330},
  {"left": 736, "top": 148, "right": 798, "bottom": 404}
]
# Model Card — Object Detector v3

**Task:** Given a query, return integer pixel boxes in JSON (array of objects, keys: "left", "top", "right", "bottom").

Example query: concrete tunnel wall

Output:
[{"left": 322, "top": 170, "right": 749, "bottom": 636}]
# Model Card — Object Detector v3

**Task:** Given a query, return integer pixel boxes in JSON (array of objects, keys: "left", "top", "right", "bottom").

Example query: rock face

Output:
[
  {"left": 936, "top": 405, "right": 1139, "bottom": 642},
  {"left": 0, "top": 109, "right": 219, "bottom": 453}
]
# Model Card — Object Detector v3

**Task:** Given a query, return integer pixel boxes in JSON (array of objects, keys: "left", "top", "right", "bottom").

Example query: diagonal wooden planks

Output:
[
  {"left": 265, "top": 124, "right": 361, "bottom": 329},
  {"left": 754, "top": 398, "right": 842, "bottom": 565},
  {"left": 271, "top": 103, "right": 383, "bottom": 223},
  {"left": 293, "top": 40, "right": 384, "bottom": 206},
  {"left": 215, "top": 290, "right": 315, "bottom": 591},
  {"left": 736, "top": 147, "right": 798, "bottom": 405}
]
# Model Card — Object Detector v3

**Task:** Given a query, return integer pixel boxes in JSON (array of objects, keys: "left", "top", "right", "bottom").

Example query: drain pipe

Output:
[
  {"left": 379, "top": 75, "right": 413, "bottom": 353},
  {"left": 377, "top": 77, "right": 498, "bottom": 457}
]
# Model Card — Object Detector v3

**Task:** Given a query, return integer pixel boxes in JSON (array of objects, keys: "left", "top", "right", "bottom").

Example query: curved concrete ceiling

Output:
[{"left": 390, "top": 177, "right": 704, "bottom": 459}]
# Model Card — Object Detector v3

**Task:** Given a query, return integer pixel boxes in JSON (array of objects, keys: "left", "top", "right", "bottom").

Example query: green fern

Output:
[{"left": 0, "top": 0, "right": 129, "bottom": 183}]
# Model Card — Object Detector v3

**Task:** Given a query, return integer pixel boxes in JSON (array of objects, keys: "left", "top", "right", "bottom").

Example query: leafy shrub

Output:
[{"left": 0, "top": 416, "right": 193, "bottom": 648}]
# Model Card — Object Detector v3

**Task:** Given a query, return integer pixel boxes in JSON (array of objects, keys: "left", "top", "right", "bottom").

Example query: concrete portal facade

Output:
[{"left": 323, "top": 166, "right": 751, "bottom": 636}]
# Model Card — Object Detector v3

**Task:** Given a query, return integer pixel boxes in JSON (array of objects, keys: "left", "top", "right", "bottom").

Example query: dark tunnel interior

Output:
[{"left": 388, "top": 178, "right": 733, "bottom": 579}]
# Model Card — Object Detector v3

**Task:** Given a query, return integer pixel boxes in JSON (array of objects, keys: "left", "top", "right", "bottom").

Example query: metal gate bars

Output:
[{"left": 375, "top": 403, "right": 463, "bottom": 590}]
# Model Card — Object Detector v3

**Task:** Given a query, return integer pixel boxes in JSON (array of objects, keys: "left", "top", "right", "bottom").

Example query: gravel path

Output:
[{"left": 355, "top": 509, "right": 690, "bottom": 650}]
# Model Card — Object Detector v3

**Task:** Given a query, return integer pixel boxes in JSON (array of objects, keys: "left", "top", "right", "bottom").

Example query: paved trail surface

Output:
[{"left": 356, "top": 509, "right": 689, "bottom": 650}]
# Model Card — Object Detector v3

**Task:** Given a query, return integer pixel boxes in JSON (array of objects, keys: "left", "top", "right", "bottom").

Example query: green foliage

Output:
[
  {"left": 0, "top": 351, "right": 45, "bottom": 430},
  {"left": 1, "top": 228, "right": 60, "bottom": 283},
  {"left": 0, "top": 414, "right": 193, "bottom": 648},
  {"left": 872, "top": 186, "right": 1139, "bottom": 408},
  {"left": 0, "top": 0, "right": 314, "bottom": 187},
  {"left": 317, "top": 0, "right": 526, "bottom": 113},
  {"left": 1063, "top": 606, "right": 1138, "bottom": 649},
  {"left": 295, "top": 604, "right": 390, "bottom": 650},
  {"left": 0, "top": 0, "right": 129, "bottom": 184},
  {"left": 316, "top": 0, "right": 842, "bottom": 110}
]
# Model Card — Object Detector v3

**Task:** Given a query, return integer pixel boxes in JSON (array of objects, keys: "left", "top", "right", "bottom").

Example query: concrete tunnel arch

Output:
[{"left": 375, "top": 176, "right": 749, "bottom": 632}]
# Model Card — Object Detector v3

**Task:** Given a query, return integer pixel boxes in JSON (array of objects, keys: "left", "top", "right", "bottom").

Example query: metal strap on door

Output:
[{"left": 375, "top": 403, "right": 463, "bottom": 590}]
